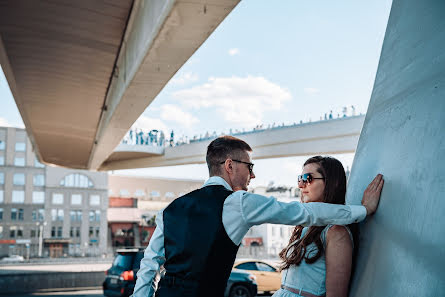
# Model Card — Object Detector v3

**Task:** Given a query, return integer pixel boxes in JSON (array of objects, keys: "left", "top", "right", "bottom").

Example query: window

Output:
[
  {"left": 76, "top": 227, "right": 80, "bottom": 237},
  {"left": 70, "top": 210, "right": 82, "bottom": 222},
  {"left": 58, "top": 209, "right": 64, "bottom": 221},
  {"left": 0, "top": 140, "right": 4, "bottom": 150},
  {"left": 89, "top": 227, "right": 94, "bottom": 238},
  {"left": 134, "top": 189, "right": 145, "bottom": 197},
  {"left": 18, "top": 208, "right": 24, "bottom": 221},
  {"left": 0, "top": 191, "right": 3, "bottom": 203},
  {"left": 0, "top": 156, "right": 4, "bottom": 166},
  {"left": 32, "top": 209, "right": 44, "bottom": 221},
  {"left": 34, "top": 157, "right": 45, "bottom": 168},
  {"left": 12, "top": 191, "right": 25, "bottom": 203},
  {"left": 32, "top": 191, "right": 45, "bottom": 204},
  {"left": 0, "top": 172, "right": 4, "bottom": 184},
  {"left": 10, "top": 226, "right": 17, "bottom": 238},
  {"left": 119, "top": 189, "right": 130, "bottom": 197},
  {"left": 60, "top": 173, "right": 93, "bottom": 188},
  {"left": 88, "top": 211, "right": 100, "bottom": 222},
  {"left": 0, "top": 226, "right": 3, "bottom": 238},
  {"left": 235, "top": 262, "right": 258, "bottom": 271},
  {"left": 70, "top": 227, "right": 75, "bottom": 237},
  {"left": 33, "top": 174, "right": 45, "bottom": 186},
  {"left": 31, "top": 229, "right": 37, "bottom": 238},
  {"left": 150, "top": 191, "right": 160, "bottom": 198},
  {"left": 51, "top": 226, "right": 56, "bottom": 238},
  {"left": 17, "top": 226, "right": 23, "bottom": 238},
  {"left": 257, "top": 262, "right": 276, "bottom": 272},
  {"left": 15, "top": 142, "right": 26, "bottom": 152},
  {"left": 95, "top": 227, "right": 100, "bottom": 238},
  {"left": 13, "top": 173, "right": 25, "bottom": 185},
  {"left": 14, "top": 157, "right": 25, "bottom": 166},
  {"left": 57, "top": 226, "right": 62, "bottom": 237},
  {"left": 51, "top": 209, "right": 64, "bottom": 221},
  {"left": 90, "top": 195, "right": 100, "bottom": 206},
  {"left": 52, "top": 193, "right": 63, "bottom": 204},
  {"left": 71, "top": 194, "right": 82, "bottom": 205},
  {"left": 0, "top": 208, "right": 3, "bottom": 220}
]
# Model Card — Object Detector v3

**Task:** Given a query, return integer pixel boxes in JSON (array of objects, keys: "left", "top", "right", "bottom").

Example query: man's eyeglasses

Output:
[
  {"left": 220, "top": 159, "right": 254, "bottom": 173},
  {"left": 297, "top": 173, "right": 325, "bottom": 184}
]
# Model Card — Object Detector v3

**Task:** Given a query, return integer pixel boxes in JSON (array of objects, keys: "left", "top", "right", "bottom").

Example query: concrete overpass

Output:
[
  {"left": 0, "top": 0, "right": 240, "bottom": 170},
  {"left": 101, "top": 115, "right": 365, "bottom": 170}
]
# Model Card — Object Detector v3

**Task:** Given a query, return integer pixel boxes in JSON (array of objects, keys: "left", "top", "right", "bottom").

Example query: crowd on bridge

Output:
[
  {"left": 121, "top": 128, "right": 168, "bottom": 147},
  {"left": 121, "top": 106, "right": 361, "bottom": 148},
  {"left": 172, "top": 105, "right": 361, "bottom": 146}
]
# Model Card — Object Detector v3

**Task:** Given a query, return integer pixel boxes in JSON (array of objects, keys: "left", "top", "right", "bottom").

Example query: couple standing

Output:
[{"left": 132, "top": 136, "right": 384, "bottom": 297}]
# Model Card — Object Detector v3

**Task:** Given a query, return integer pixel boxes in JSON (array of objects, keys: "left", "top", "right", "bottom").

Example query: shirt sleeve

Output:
[
  {"left": 222, "top": 191, "right": 367, "bottom": 245},
  {"left": 131, "top": 210, "right": 166, "bottom": 297}
]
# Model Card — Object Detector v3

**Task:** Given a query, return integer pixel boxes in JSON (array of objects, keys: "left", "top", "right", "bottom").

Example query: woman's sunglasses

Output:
[{"left": 297, "top": 173, "right": 325, "bottom": 184}]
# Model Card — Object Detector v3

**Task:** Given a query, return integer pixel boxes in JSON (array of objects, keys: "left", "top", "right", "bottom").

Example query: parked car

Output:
[
  {"left": 103, "top": 249, "right": 257, "bottom": 297},
  {"left": 0, "top": 255, "right": 25, "bottom": 262},
  {"left": 233, "top": 259, "right": 281, "bottom": 294}
]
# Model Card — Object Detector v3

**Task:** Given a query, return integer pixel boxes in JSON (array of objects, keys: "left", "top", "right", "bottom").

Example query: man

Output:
[{"left": 132, "top": 136, "right": 384, "bottom": 297}]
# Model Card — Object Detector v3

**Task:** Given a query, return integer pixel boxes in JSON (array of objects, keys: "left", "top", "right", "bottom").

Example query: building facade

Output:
[
  {"left": 0, "top": 126, "right": 108, "bottom": 258},
  {"left": 107, "top": 175, "right": 204, "bottom": 250}
]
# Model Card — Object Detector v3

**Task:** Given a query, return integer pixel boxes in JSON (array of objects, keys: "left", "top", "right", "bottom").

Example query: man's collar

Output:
[{"left": 203, "top": 176, "right": 233, "bottom": 191}]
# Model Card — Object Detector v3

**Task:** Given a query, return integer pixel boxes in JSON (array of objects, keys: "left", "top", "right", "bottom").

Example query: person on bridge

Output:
[
  {"left": 131, "top": 136, "right": 384, "bottom": 297},
  {"left": 275, "top": 156, "right": 371, "bottom": 297}
]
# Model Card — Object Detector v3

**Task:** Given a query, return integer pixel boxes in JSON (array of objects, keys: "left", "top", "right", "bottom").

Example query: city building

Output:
[
  {"left": 0, "top": 126, "right": 108, "bottom": 258},
  {"left": 107, "top": 175, "right": 204, "bottom": 249}
]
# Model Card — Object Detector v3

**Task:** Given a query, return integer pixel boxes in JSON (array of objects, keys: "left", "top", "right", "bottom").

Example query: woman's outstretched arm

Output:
[{"left": 325, "top": 225, "right": 353, "bottom": 297}]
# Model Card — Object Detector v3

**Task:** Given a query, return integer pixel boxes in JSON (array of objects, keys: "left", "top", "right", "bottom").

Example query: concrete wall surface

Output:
[
  {"left": 0, "top": 271, "right": 105, "bottom": 294},
  {"left": 346, "top": 0, "right": 445, "bottom": 296}
]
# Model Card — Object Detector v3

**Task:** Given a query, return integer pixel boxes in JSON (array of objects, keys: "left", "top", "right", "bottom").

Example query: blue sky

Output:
[{"left": 0, "top": 0, "right": 392, "bottom": 186}]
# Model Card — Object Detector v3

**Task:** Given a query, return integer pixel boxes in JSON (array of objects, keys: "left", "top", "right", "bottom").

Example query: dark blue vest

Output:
[{"left": 158, "top": 185, "right": 239, "bottom": 297}]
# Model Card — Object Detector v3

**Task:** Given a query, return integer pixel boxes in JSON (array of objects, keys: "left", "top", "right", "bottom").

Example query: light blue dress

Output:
[{"left": 272, "top": 225, "right": 353, "bottom": 297}]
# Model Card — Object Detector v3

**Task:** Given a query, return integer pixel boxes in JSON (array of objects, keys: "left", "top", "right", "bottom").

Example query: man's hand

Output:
[{"left": 361, "top": 174, "right": 384, "bottom": 215}]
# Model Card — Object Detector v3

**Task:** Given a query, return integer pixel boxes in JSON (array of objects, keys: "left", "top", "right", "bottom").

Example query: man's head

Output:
[{"left": 206, "top": 136, "right": 255, "bottom": 191}]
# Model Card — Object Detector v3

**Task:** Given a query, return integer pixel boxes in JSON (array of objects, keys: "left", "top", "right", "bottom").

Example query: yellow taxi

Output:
[{"left": 233, "top": 259, "right": 281, "bottom": 293}]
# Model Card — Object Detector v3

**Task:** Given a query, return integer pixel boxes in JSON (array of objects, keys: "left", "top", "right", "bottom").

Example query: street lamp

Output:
[{"left": 37, "top": 221, "right": 47, "bottom": 257}]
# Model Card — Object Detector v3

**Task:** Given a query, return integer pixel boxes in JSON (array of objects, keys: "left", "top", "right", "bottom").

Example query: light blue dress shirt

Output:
[{"left": 132, "top": 176, "right": 367, "bottom": 297}]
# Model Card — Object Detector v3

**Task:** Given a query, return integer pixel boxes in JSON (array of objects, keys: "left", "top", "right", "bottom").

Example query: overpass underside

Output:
[{"left": 0, "top": 0, "right": 240, "bottom": 170}]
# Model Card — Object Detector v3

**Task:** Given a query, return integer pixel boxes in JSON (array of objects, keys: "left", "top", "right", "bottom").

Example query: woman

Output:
[{"left": 273, "top": 156, "right": 358, "bottom": 297}]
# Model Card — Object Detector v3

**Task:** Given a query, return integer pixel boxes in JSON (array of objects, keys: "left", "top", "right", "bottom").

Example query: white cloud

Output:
[
  {"left": 170, "top": 72, "right": 198, "bottom": 85},
  {"left": 172, "top": 76, "right": 292, "bottom": 127},
  {"left": 228, "top": 48, "right": 240, "bottom": 56},
  {"left": 132, "top": 116, "right": 169, "bottom": 135},
  {"left": 160, "top": 104, "right": 199, "bottom": 127},
  {"left": 0, "top": 117, "right": 23, "bottom": 128},
  {"left": 304, "top": 87, "right": 320, "bottom": 95},
  {"left": 0, "top": 117, "right": 12, "bottom": 127}
]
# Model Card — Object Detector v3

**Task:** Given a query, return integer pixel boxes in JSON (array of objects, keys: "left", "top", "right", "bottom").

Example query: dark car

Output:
[
  {"left": 103, "top": 249, "right": 257, "bottom": 297},
  {"left": 103, "top": 248, "right": 144, "bottom": 297}
]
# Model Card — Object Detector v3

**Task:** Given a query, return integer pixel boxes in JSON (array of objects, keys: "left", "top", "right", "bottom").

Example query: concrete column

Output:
[{"left": 347, "top": 0, "right": 445, "bottom": 295}]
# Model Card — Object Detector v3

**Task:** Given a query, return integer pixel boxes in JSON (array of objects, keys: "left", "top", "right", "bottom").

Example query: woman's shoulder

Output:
[
  {"left": 321, "top": 225, "right": 353, "bottom": 248},
  {"left": 325, "top": 225, "right": 353, "bottom": 244}
]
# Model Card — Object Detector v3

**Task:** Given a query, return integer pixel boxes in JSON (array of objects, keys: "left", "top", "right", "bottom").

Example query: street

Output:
[{"left": 12, "top": 289, "right": 274, "bottom": 297}]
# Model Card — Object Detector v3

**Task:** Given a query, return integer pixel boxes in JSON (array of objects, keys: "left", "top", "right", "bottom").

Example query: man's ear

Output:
[{"left": 225, "top": 159, "right": 233, "bottom": 173}]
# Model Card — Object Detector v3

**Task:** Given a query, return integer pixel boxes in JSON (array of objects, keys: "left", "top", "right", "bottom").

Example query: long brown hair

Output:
[{"left": 279, "top": 156, "right": 351, "bottom": 270}]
